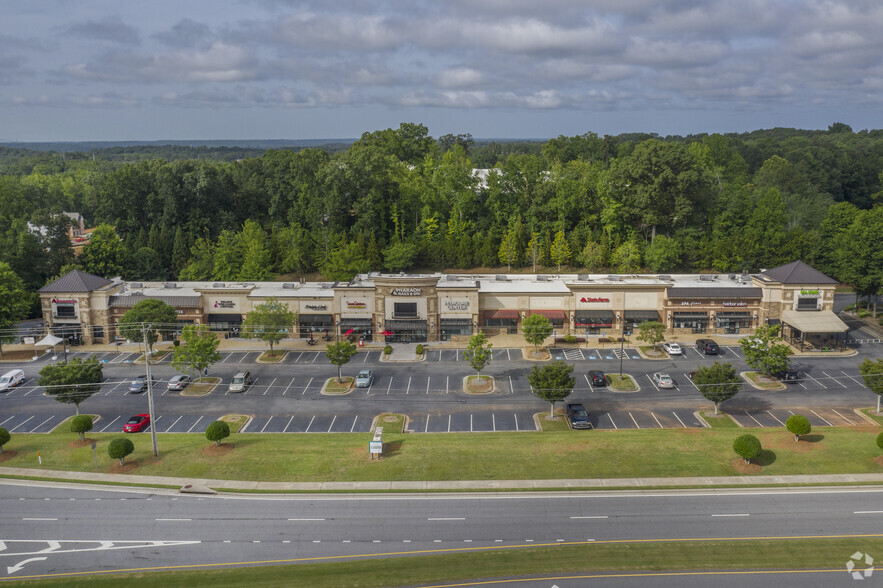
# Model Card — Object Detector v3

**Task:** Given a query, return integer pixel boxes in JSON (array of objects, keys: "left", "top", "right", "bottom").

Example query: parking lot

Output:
[{"left": 727, "top": 407, "right": 867, "bottom": 428}]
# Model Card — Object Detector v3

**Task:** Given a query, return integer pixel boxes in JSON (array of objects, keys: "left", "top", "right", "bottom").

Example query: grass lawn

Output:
[
  {"left": 2, "top": 421, "right": 881, "bottom": 483},
  {"left": 182, "top": 377, "right": 220, "bottom": 396},
  {"left": 6, "top": 536, "right": 882, "bottom": 588},
  {"left": 743, "top": 371, "right": 785, "bottom": 390},
  {"left": 702, "top": 411, "right": 739, "bottom": 429},
  {"left": 219, "top": 414, "right": 248, "bottom": 433},
  {"left": 606, "top": 374, "right": 637, "bottom": 391},
  {"left": 536, "top": 411, "right": 569, "bottom": 431},
  {"left": 860, "top": 408, "right": 883, "bottom": 426},
  {"left": 258, "top": 350, "right": 286, "bottom": 362}
]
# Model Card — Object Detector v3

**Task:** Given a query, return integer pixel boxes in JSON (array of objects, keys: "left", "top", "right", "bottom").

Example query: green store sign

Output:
[{"left": 800, "top": 289, "right": 820, "bottom": 296}]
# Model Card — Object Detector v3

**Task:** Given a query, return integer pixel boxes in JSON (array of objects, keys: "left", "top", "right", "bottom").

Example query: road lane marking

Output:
[
  {"left": 428, "top": 518, "right": 465, "bottom": 521},
  {"left": 711, "top": 513, "right": 749, "bottom": 517},
  {"left": 570, "top": 516, "right": 608, "bottom": 519}
]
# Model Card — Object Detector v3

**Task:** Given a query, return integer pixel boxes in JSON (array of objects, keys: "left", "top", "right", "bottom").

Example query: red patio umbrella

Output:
[
  {"left": 343, "top": 328, "right": 355, "bottom": 337},
  {"left": 380, "top": 330, "right": 393, "bottom": 336}
]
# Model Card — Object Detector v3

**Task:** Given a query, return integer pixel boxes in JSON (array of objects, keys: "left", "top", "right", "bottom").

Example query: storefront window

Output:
[
  {"left": 92, "top": 325, "right": 104, "bottom": 341},
  {"left": 440, "top": 319, "right": 472, "bottom": 341},
  {"left": 340, "top": 319, "right": 373, "bottom": 342},
  {"left": 393, "top": 302, "right": 418, "bottom": 318},
  {"left": 575, "top": 310, "right": 614, "bottom": 334},
  {"left": 384, "top": 320, "right": 427, "bottom": 343},
  {"left": 624, "top": 311, "right": 659, "bottom": 331},
  {"left": 55, "top": 304, "right": 76, "bottom": 318},
  {"left": 796, "top": 297, "right": 818, "bottom": 311},
  {"left": 716, "top": 312, "right": 750, "bottom": 333},
  {"left": 483, "top": 318, "right": 518, "bottom": 334},
  {"left": 673, "top": 312, "right": 709, "bottom": 333}
]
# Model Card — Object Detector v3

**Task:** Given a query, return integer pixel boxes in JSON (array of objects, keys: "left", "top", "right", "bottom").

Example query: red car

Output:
[{"left": 123, "top": 414, "right": 150, "bottom": 433}]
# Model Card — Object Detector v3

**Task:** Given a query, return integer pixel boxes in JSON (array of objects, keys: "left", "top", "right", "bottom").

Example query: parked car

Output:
[
  {"left": 652, "top": 372, "right": 674, "bottom": 388},
  {"left": 128, "top": 375, "right": 153, "bottom": 393},
  {"left": 662, "top": 342, "right": 683, "bottom": 355},
  {"left": 227, "top": 371, "right": 252, "bottom": 393},
  {"left": 696, "top": 339, "right": 720, "bottom": 355},
  {"left": 774, "top": 369, "right": 800, "bottom": 383},
  {"left": 566, "top": 403, "right": 591, "bottom": 429},
  {"left": 123, "top": 414, "right": 150, "bottom": 433},
  {"left": 355, "top": 369, "right": 374, "bottom": 388},
  {"left": 167, "top": 375, "right": 191, "bottom": 391},
  {"left": 0, "top": 369, "right": 25, "bottom": 392},
  {"left": 588, "top": 370, "right": 606, "bottom": 386}
]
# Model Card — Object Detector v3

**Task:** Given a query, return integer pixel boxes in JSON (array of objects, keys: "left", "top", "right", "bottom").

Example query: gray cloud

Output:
[
  {"left": 152, "top": 18, "right": 214, "bottom": 48},
  {"left": 63, "top": 15, "right": 140, "bottom": 45}
]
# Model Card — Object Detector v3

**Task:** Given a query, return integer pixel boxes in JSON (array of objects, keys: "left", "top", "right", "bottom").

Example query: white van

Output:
[{"left": 0, "top": 369, "right": 25, "bottom": 392}]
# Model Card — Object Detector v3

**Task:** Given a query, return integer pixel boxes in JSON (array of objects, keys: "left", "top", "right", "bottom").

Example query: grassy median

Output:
[
  {"left": 1, "top": 420, "right": 880, "bottom": 482},
  {"left": 5, "top": 536, "right": 882, "bottom": 588}
]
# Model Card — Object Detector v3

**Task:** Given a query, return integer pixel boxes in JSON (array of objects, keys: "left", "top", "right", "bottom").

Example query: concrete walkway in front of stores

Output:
[{"left": 2, "top": 465, "right": 883, "bottom": 492}]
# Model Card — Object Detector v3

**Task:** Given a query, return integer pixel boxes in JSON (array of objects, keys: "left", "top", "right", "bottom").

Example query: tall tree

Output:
[
  {"left": 38, "top": 357, "right": 103, "bottom": 415},
  {"left": 693, "top": 362, "right": 742, "bottom": 414},
  {"left": 525, "top": 232, "right": 542, "bottom": 272},
  {"left": 550, "top": 230, "right": 571, "bottom": 272},
  {"left": 170, "top": 324, "right": 222, "bottom": 378},
  {"left": 740, "top": 324, "right": 791, "bottom": 377},
  {"left": 241, "top": 297, "right": 296, "bottom": 355},
  {"left": 0, "top": 263, "right": 30, "bottom": 353},
  {"left": 117, "top": 299, "right": 178, "bottom": 355},
  {"left": 528, "top": 361, "right": 575, "bottom": 417},
  {"left": 79, "top": 224, "right": 128, "bottom": 277},
  {"left": 522, "top": 313, "right": 553, "bottom": 351},
  {"left": 498, "top": 227, "right": 519, "bottom": 271}
]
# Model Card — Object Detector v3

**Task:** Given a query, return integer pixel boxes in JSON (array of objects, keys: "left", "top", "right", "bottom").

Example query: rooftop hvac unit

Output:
[
  {"left": 163, "top": 282, "right": 177, "bottom": 289},
  {"left": 577, "top": 274, "right": 589, "bottom": 281},
  {"left": 658, "top": 275, "right": 673, "bottom": 281},
  {"left": 699, "top": 274, "right": 715, "bottom": 281},
  {"left": 446, "top": 274, "right": 458, "bottom": 281},
  {"left": 728, "top": 274, "right": 737, "bottom": 280},
  {"left": 495, "top": 274, "right": 507, "bottom": 282},
  {"left": 130, "top": 282, "right": 143, "bottom": 289},
  {"left": 213, "top": 283, "right": 224, "bottom": 288},
  {"left": 607, "top": 275, "right": 620, "bottom": 281},
  {"left": 537, "top": 275, "right": 548, "bottom": 281},
  {"left": 282, "top": 283, "right": 296, "bottom": 290}
]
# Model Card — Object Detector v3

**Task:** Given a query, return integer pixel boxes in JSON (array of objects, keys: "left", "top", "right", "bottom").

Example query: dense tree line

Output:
[{"left": 1, "top": 123, "right": 881, "bottom": 317}]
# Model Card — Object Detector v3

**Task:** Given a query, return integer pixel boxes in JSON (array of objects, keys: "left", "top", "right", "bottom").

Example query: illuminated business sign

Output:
[
  {"left": 391, "top": 288, "right": 422, "bottom": 296},
  {"left": 580, "top": 297, "right": 609, "bottom": 303}
]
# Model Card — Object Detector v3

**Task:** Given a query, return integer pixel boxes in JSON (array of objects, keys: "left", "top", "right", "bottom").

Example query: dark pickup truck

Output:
[{"left": 566, "top": 403, "right": 591, "bottom": 429}]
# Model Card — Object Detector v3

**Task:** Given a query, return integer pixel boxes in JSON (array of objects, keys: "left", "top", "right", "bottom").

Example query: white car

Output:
[
  {"left": 652, "top": 372, "right": 674, "bottom": 388},
  {"left": 662, "top": 342, "right": 683, "bottom": 355},
  {"left": 355, "top": 369, "right": 374, "bottom": 388}
]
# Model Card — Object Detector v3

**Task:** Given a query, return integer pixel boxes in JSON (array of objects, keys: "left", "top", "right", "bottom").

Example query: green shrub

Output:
[
  {"left": 205, "top": 420, "right": 231, "bottom": 446},
  {"left": 785, "top": 414, "right": 811, "bottom": 441},
  {"left": 384, "top": 345, "right": 393, "bottom": 355},
  {"left": 0, "top": 427, "right": 9, "bottom": 452},
  {"left": 857, "top": 309, "right": 870, "bottom": 318},
  {"left": 415, "top": 344, "right": 424, "bottom": 355},
  {"left": 733, "top": 434, "right": 762, "bottom": 464},
  {"left": 107, "top": 438, "right": 135, "bottom": 465},
  {"left": 70, "top": 415, "right": 94, "bottom": 441},
  {"left": 877, "top": 431, "right": 883, "bottom": 450},
  {"left": 564, "top": 334, "right": 577, "bottom": 344},
  {"left": 172, "top": 339, "right": 180, "bottom": 347}
]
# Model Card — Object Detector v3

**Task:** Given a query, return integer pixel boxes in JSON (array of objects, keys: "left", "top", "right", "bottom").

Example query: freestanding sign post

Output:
[{"left": 369, "top": 427, "right": 383, "bottom": 460}]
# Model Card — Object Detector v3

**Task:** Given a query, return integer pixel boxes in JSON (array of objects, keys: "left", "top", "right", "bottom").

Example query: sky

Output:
[{"left": 2, "top": 0, "right": 882, "bottom": 142}]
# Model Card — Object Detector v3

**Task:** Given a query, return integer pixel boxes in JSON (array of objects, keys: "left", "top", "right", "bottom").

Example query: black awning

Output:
[
  {"left": 575, "top": 310, "right": 614, "bottom": 326},
  {"left": 340, "top": 318, "right": 372, "bottom": 327},
  {"left": 299, "top": 314, "right": 333, "bottom": 325},
  {"left": 207, "top": 314, "right": 242, "bottom": 323},
  {"left": 385, "top": 320, "right": 427, "bottom": 330},
  {"left": 624, "top": 311, "right": 659, "bottom": 321},
  {"left": 717, "top": 311, "right": 750, "bottom": 317},
  {"left": 440, "top": 318, "right": 472, "bottom": 327}
]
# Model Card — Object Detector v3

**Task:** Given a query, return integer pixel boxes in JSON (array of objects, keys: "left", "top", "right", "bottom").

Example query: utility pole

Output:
[{"left": 142, "top": 323, "right": 159, "bottom": 457}]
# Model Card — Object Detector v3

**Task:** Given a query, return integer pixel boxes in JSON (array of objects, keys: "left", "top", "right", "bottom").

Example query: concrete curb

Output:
[{"left": 739, "top": 371, "right": 786, "bottom": 391}]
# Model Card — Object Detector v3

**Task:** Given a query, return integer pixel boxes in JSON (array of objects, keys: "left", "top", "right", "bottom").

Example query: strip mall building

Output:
[{"left": 38, "top": 260, "right": 849, "bottom": 350}]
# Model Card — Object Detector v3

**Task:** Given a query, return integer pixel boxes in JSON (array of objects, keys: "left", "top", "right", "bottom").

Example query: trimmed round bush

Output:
[
  {"left": 205, "top": 420, "right": 231, "bottom": 447},
  {"left": 877, "top": 431, "right": 883, "bottom": 450},
  {"left": 733, "top": 434, "right": 762, "bottom": 464},
  {"left": 0, "top": 427, "right": 10, "bottom": 452},
  {"left": 107, "top": 437, "right": 135, "bottom": 465},
  {"left": 415, "top": 344, "right": 424, "bottom": 355},
  {"left": 785, "top": 414, "right": 811, "bottom": 442},
  {"left": 384, "top": 345, "right": 393, "bottom": 355},
  {"left": 70, "top": 415, "right": 94, "bottom": 441}
]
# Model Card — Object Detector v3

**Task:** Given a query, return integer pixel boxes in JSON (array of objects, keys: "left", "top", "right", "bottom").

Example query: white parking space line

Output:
[
  {"left": 348, "top": 415, "right": 358, "bottom": 433},
  {"left": 766, "top": 411, "right": 785, "bottom": 426},
  {"left": 30, "top": 416, "right": 55, "bottom": 432},
  {"left": 672, "top": 412, "right": 686, "bottom": 428},
  {"left": 514, "top": 414, "right": 519, "bottom": 432},
  {"left": 302, "top": 377, "right": 313, "bottom": 396},
  {"left": 629, "top": 412, "right": 640, "bottom": 428},
  {"left": 810, "top": 410, "right": 833, "bottom": 426},
  {"left": 264, "top": 377, "right": 276, "bottom": 396},
  {"left": 831, "top": 409, "right": 855, "bottom": 425},
  {"left": 283, "top": 416, "right": 294, "bottom": 432},
  {"left": 584, "top": 374, "right": 594, "bottom": 391},
  {"left": 822, "top": 371, "right": 847, "bottom": 389},
  {"left": 684, "top": 374, "right": 699, "bottom": 391},
  {"left": 724, "top": 346, "right": 740, "bottom": 357},
  {"left": 282, "top": 378, "right": 295, "bottom": 396},
  {"left": 570, "top": 516, "right": 608, "bottom": 519},
  {"left": 106, "top": 380, "right": 127, "bottom": 395},
  {"left": 711, "top": 513, "right": 749, "bottom": 517},
  {"left": 507, "top": 348, "right": 511, "bottom": 360},
  {"left": 509, "top": 375, "right": 514, "bottom": 395},
  {"left": 363, "top": 352, "right": 369, "bottom": 363},
  {"left": 854, "top": 511, "right": 883, "bottom": 514},
  {"left": 99, "top": 416, "right": 121, "bottom": 432},
  {"left": 744, "top": 411, "right": 764, "bottom": 427},
  {"left": 11, "top": 416, "right": 34, "bottom": 432},
  {"left": 327, "top": 416, "right": 336, "bottom": 432},
  {"left": 446, "top": 376, "right": 449, "bottom": 394},
  {"left": 651, "top": 412, "right": 663, "bottom": 428},
  {"left": 221, "top": 353, "right": 232, "bottom": 364},
  {"left": 186, "top": 416, "right": 204, "bottom": 433},
  {"left": 438, "top": 350, "right": 442, "bottom": 362},
  {"left": 261, "top": 417, "right": 273, "bottom": 433},
  {"left": 802, "top": 372, "right": 827, "bottom": 389},
  {"left": 606, "top": 413, "right": 618, "bottom": 429},
  {"left": 425, "top": 415, "right": 430, "bottom": 433},
  {"left": 406, "top": 377, "right": 412, "bottom": 395},
  {"left": 492, "top": 414, "right": 496, "bottom": 431},
  {"left": 646, "top": 374, "right": 660, "bottom": 391},
  {"left": 164, "top": 416, "right": 183, "bottom": 432},
  {"left": 842, "top": 371, "right": 865, "bottom": 388},
  {"left": 426, "top": 377, "right": 431, "bottom": 394},
  {"left": 310, "top": 352, "right": 320, "bottom": 363},
  {"left": 305, "top": 416, "right": 315, "bottom": 432},
  {"left": 294, "top": 352, "right": 304, "bottom": 363},
  {"left": 0, "top": 416, "right": 16, "bottom": 426},
  {"left": 470, "top": 414, "right": 474, "bottom": 432},
  {"left": 447, "top": 414, "right": 451, "bottom": 433},
  {"left": 387, "top": 377, "right": 393, "bottom": 395},
  {"left": 690, "top": 348, "right": 704, "bottom": 359}
]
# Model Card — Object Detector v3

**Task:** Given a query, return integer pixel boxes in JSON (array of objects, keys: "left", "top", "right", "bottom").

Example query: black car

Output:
[
  {"left": 588, "top": 370, "right": 607, "bottom": 386},
  {"left": 777, "top": 369, "right": 800, "bottom": 383},
  {"left": 696, "top": 339, "right": 720, "bottom": 355},
  {"left": 566, "top": 403, "right": 591, "bottom": 429}
]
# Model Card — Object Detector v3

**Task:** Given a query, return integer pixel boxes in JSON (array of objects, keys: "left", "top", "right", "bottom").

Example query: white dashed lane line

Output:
[{"left": 711, "top": 513, "right": 750, "bottom": 517}]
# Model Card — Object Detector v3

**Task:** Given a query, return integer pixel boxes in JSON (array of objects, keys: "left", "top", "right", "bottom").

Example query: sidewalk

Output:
[{"left": 2, "top": 466, "right": 882, "bottom": 492}]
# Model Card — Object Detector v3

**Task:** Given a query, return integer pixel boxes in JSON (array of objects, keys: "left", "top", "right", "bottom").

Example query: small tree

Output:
[
  {"left": 733, "top": 434, "right": 762, "bottom": 464},
  {"left": 118, "top": 298, "right": 177, "bottom": 355},
  {"left": 785, "top": 414, "right": 812, "bottom": 442},
  {"left": 70, "top": 415, "right": 94, "bottom": 441},
  {"left": 326, "top": 340, "right": 358, "bottom": 383},
  {"left": 528, "top": 361, "right": 575, "bottom": 417},
  {"left": 859, "top": 358, "right": 883, "bottom": 413},
  {"left": 464, "top": 332, "right": 493, "bottom": 378},
  {"left": 636, "top": 321, "right": 666, "bottom": 350},
  {"left": 205, "top": 421, "right": 231, "bottom": 447},
  {"left": 107, "top": 438, "right": 135, "bottom": 466},
  {"left": 241, "top": 297, "right": 296, "bottom": 355},
  {"left": 171, "top": 324, "right": 222, "bottom": 377},
  {"left": 526, "top": 232, "right": 541, "bottom": 272},
  {"left": 550, "top": 230, "right": 571, "bottom": 272},
  {"left": 522, "top": 313, "right": 553, "bottom": 351},
  {"left": 740, "top": 323, "right": 791, "bottom": 377},
  {"left": 0, "top": 427, "right": 9, "bottom": 453},
  {"left": 39, "top": 357, "right": 103, "bottom": 415},
  {"left": 693, "top": 362, "right": 742, "bottom": 415}
]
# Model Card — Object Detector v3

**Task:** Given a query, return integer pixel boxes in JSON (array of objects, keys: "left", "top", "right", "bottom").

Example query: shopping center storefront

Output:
[{"left": 665, "top": 286, "right": 762, "bottom": 335}]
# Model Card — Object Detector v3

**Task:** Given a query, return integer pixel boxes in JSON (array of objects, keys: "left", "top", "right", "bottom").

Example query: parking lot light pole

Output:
[{"left": 142, "top": 323, "right": 159, "bottom": 457}]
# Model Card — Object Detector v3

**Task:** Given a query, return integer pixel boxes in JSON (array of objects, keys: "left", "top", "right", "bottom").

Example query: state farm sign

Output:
[{"left": 580, "top": 297, "right": 609, "bottom": 303}]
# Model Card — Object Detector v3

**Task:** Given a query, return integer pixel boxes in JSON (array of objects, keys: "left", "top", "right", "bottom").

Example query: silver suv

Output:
[{"left": 228, "top": 371, "right": 252, "bottom": 393}]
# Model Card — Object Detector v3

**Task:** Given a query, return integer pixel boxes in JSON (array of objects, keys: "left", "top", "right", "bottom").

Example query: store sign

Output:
[
  {"left": 213, "top": 300, "right": 236, "bottom": 309},
  {"left": 800, "top": 289, "right": 820, "bottom": 297},
  {"left": 51, "top": 298, "right": 78, "bottom": 305},
  {"left": 346, "top": 301, "right": 367, "bottom": 309},
  {"left": 391, "top": 288, "right": 421, "bottom": 296},
  {"left": 580, "top": 297, "right": 610, "bottom": 303},
  {"left": 305, "top": 304, "right": 327, "bottom": 311},
  {"left": 445, "top": 300, "right": 470, "bottom": 311},
  {"left": 680, "top": 301, "right": 703, "bottom": 306},
  {"left": 722, "top": 301, "right": 749, "bottom": 307}
]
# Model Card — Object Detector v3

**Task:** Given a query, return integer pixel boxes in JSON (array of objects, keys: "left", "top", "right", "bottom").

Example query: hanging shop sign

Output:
[{"left": 391, "top": 288, "right": 422, "bottom": 296}]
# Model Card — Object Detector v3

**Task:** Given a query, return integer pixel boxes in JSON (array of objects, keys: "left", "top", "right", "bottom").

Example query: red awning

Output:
[
  {"left": 484, "top": 310, "right": 518, "bottom": 320},
  {"left": 530, "top": 310, "right": 566, "bottom": 321}
]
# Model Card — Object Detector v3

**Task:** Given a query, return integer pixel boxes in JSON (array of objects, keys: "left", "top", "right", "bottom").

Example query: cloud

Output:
[
  {"left": 63, "top": 16, "right": 140, "bottom": 45},
  {"left": 437, "top": 68, "right": 484, "bottom": 88},
  {"left": 152, "top": 18, "right": 214, "bottom": 48}
]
